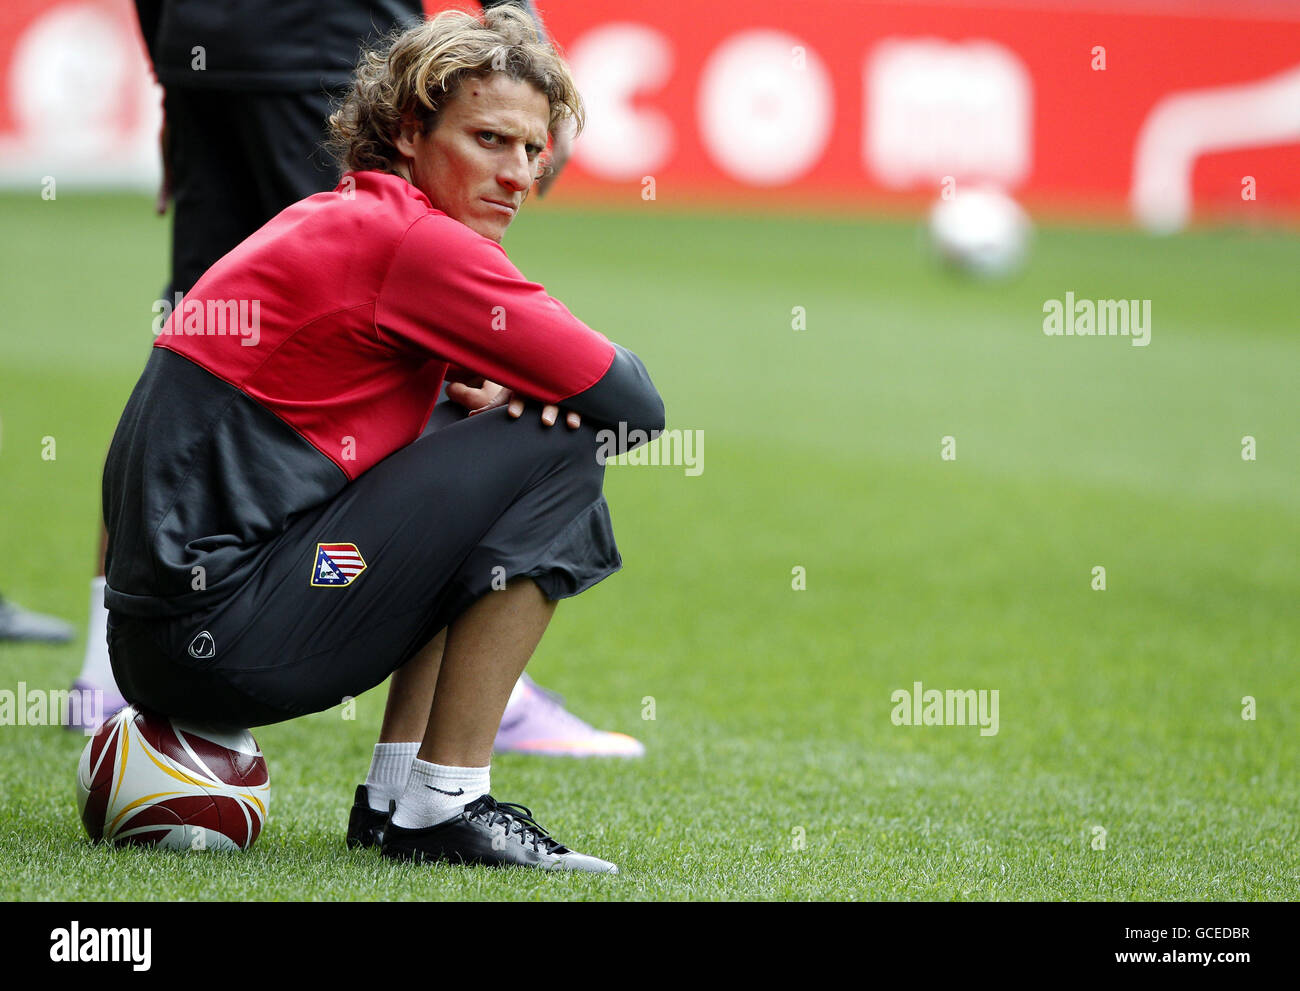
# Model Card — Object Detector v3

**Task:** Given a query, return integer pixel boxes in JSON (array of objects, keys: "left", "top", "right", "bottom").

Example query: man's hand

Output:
[
  {"left": 445, "top": 373, "right": 502, "bottom": 413},
  {"left": 448, "top": 373, "right": 580, "bottom": 428}
]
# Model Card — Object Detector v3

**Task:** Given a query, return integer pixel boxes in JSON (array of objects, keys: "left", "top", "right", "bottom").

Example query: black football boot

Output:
[
  {"left": 346, "top": 785, "right": 393, "bottom": 849},
  {"left": 381, "top": 794, "right": 618, "bottom": 873}
]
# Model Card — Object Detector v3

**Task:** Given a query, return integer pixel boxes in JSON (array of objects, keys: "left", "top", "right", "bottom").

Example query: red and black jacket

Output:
[{"left": 103, "top": 170, "right": 662, "bottom": 617}]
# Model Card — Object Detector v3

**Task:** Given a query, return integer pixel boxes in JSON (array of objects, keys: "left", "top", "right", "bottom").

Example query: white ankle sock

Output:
[
  {"left": 364, "top": 742, "right": 419, "bottom": 812},
  {"left": 77, "top": 577, "right": 115, "bottom": 688},
  {"left": 391, "top": 759, "right": 490, "bottom": 829}
]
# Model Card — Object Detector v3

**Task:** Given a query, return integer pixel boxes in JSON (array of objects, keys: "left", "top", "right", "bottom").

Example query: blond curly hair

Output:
[{"left": 328, "top": 5, "right": 584, "bottom": 176}]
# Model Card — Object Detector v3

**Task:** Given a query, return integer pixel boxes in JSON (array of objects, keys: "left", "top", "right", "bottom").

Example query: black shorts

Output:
[
  {"left": 165, "top": 86, "right": 342, "bottom": 295},
  {"left": 108, "top": 402, "right": 621, "bottom": 727}
]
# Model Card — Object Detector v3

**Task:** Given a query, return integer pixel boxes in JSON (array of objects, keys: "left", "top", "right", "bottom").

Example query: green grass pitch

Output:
[{"left": 0, "top": 193, "right": 1296, "bottom": 900}]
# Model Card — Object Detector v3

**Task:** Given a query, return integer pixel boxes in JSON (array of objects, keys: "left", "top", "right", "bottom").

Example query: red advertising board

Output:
[
  {"left": 2, "top": 0, "right": 1298, "bottom": 228},
  {"left": 0, "top": 0, "right": 157, "bottom": 184},
  {"left": 530, "top": 0, "right": 1300, "bottom": 227}
]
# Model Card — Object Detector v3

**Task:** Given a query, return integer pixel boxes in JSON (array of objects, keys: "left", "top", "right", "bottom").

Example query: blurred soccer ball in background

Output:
[
  {"left": 928, "top": 186, "right": 1032, "bottom": 278},
  {"left": 76, "top": 706, "right": 270, "bottom": 851}
]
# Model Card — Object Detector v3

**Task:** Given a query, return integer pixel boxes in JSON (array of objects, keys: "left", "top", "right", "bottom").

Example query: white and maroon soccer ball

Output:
[{"left": 76, "top": 706, "right": 270, "bottom": 852}]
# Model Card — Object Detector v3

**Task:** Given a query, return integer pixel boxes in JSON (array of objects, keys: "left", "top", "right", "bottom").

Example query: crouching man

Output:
[{"left": 102, "top": 6, "right": 662, "bottom": 873}]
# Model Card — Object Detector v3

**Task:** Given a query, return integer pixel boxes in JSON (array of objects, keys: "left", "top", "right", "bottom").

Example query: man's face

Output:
[{"left": 395, "top": 73, "right": 551, "bottom": 243}]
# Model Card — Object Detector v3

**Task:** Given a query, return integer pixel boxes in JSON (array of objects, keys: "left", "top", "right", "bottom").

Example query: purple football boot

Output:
[{"left": 494, "top": 674, "right": 645, "bottom": 758}]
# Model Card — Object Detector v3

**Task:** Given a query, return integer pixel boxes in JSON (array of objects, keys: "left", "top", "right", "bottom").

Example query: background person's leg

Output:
[
  {"left": 168, "top": 89, "right": 270, "bottom": 297},
  {"left": 238, "top": 88, "right": 345, "bottom": 218}
]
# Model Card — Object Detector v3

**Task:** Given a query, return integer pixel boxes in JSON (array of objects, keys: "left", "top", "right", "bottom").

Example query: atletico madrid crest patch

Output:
[{"left": 311, "top": 543, "right": 367, "bottom": 587}]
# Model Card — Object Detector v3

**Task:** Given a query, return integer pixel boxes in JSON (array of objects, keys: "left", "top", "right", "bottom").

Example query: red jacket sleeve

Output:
[{"left": 375, "top": 213, "right": 616, "bottom": 405}]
